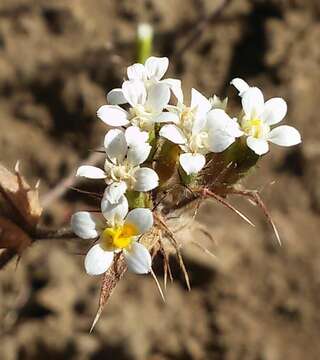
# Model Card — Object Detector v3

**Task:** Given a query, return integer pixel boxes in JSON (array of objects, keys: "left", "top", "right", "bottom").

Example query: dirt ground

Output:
[{"left": 0, "top": 0, "right": 320, "bottom": 359}]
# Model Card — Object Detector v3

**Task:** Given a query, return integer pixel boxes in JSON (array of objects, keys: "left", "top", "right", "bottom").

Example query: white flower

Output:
[
  {"left": 98, "top": 80, "right": 171, "bottom": 131},
  {"left": 159, "top": 89, "right": 242, "bottom": 175},
  {"left": 159, "top": 88, "right": 211, "bottom": 175},
  {"left": 76, "top": 127, "right": 159, "bottom": 202},
  {"left": 106, "top": 56, "right": 183, "bottom": 104},
  {"left": 231, "top": 78, "right": 301, "bottom": 155},
  {"left": 71, "top": 195, "right": 153, "bottom": 275}
]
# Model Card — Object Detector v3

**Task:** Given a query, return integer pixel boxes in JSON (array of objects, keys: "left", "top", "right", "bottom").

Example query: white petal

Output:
[
  {"left": 246, "top": 136, "right": 269, "bottom": 155},
  {"left": 179, "top": 153, "right": 206, "bottom": 175},
  {"left": 107, "top": 88, "right": 127, "bottom": 105},
  {"left": 206, "top": 109, "right": 230, "bottom": 130},
  {"left": 162, "top": 78, "right": 184, "bottom": 103},
  {"left": 242, "top": 87, "right": 264, "bottom": 119},
  {"left": 134, "top": 167, "right": 159, "bottom": 192},
  {"left": 207, "top": 110, "right": 242, "bottom": 152},
  {"left": 125, "top": 208, "right": 153, "bottom": 235},
  {"left": 159, "top": 124, "right": 186, "bottom": 144},
  {"left": 154, "top": 112, "right": 180, "bottom": 123},
  {"left": 192, "top": 116, "right": 206, "bottom": 134},
  {"left": 122, "top": 80, "right": 147, "bottom": 107},
  {"left": 226, "top": 118, "right": 243, "bottom": 138},
  {"left": 101, "top": 193, "right": 128, "bottom": 225},
  {"left": 84, "top": 244, "right": 114, "bottom": 276},
  {"left": 145, "top": 82, "right": 170, "bottom": 113},
  {"left": 97, "top": 105, "right": 129, "bottom": 126},
  {"left": 268, "top": 125, "right": 301, "bottom": 147},
  {"left": 260, "top": 98, "right": 287, "bottom": 125},
  {"left": 76, "top": 165, "right": 106, "bottom": 179},
  {"left": 207, "top": 109, "right": 243, "bottom": 137},
  {"left": 124, "top": 242, "right": 152, "bottom": 274},
  {"left": 127, "top": 143, "right": 151, "bottom": 166},
  {"left": 104, "top": 181, "right": 127, "bottom": 204},
  {"left": 208, "top": 130, "right": 236, "bottom": 153},
  {"left": 104, "top": 129, "right": 127, "bottom": 163},
  {"left": 230, "top": 78, "right": 249, "bottom": 95},
  {"left": 125, "top": 126, "right": 149, "bottom": 147},
  {"left": 191, "top": 88, "right": 211, "bottom": 118},
  {"left": 71, "top": 211, "right": 101, "bottom": 239},
  {"left": 145, "top": 56, "right": 169, "bottom": 80},
  {"left": 127, "top": 63, "right": 147, "bottom": 81}
]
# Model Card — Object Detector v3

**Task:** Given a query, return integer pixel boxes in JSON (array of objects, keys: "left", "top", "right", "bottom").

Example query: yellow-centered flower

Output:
[
  {"left": 71, "top": 195, "right": 153, "bottom": 275},
  {"left": 231, "top": 77, "right": 301, "bottom": 155}
]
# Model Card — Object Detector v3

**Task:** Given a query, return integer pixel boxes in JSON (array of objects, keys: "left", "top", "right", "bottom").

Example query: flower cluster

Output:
[{"left": 71, "top": 56, "right": 301, "bottom": 278}]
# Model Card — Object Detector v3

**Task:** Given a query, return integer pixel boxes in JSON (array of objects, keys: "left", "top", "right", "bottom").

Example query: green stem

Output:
[{"left": 136, "top": 23, "right": 153, "bottom": 63}]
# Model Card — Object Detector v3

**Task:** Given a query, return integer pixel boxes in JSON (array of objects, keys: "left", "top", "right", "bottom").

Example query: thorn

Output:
[
  {"left": 152, "top": 190, "right": 169, "bottom": 211},
  {"left": 35, "top": 179, "right": 41, "bottom": 189},
  {"left": 270, "top": 219, "right": 281, "bottom": 246},
  {"left": 204, "top": 189, "right": 255, "bottom": 227},
  {"left": 159, "top": 242, "right": 168, "bottom": 291},
  {"left": 229, "top": 188, "right": 281, "bottom": 246},
  {"left": 151, "top": 268, "right": 165, "bottom": 303},
  {"left": 191, "top": 241, "right": 219, "bottom": 261},
  {"left": 88, "top": 149, "right": 106, "bottom": 154},
  {"left": 90, "top": 307, "right": 102, "bottom": 333},
  {"left": 163, "top": 261, "right": 168, "bottom": 291},
  {"left": 177, "top": 250, "right": 191, "bottom": 291},
  {"left": 161, "top": 248, "right": 173, "bottom": 290},
  {"left": 15, "top": 255, "right": 21, "bottom": 271},
  {"left": 198, "top": 227, "right": 218, "bottom": 245},
  {"left": 14, "top": 160, "right": 20, "bottom": 173},
  {"left": 69, "top": 186, "right": 102, "bottom": 198},
  {"left": 155, "top": 214, "right": 189, "bottom": 290}
]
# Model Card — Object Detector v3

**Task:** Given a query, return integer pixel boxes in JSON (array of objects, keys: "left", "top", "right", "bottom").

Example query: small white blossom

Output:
[
  {"left": 231, "top": 78, "right": 301, "bottom": 155},
  {"left": 71, "top": 195, "right": 153, "bottom": 275},
  {"left": 160, "top": 89, "right": 242, "bottom": 175},
  {"left": 107, "top": 56, "right": 183, "bottom": 104},
  {"left": 76, "top": 127, "right": 159, "bottom": 202},
  {"left": 98, "top": 80, "right": 172, "bottom": 131}
]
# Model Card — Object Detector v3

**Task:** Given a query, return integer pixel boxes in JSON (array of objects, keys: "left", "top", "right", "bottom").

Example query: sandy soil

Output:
[{"left": 0, "top": 0, "right": 320, "bottom": 359}]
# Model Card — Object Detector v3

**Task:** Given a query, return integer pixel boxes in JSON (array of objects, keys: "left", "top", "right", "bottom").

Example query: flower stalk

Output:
[{"left": 137, "top": 23, "right": 154, "bottom": 65}]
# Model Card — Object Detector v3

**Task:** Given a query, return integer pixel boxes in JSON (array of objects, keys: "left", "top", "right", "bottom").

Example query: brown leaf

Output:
[
  {"left": 0, "top": 162, "right": 42, "bottom": 230},
  {"left": 0, "top": 216, "right": 32, "bottom": 253},
  {"left": 90, "top": 254, "right": 127, "bottom": 332}
]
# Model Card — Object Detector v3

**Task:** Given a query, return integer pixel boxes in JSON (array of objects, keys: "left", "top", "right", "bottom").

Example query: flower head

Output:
[
  {"left": 231, "top": 78, "right": 301, "bottom": 155},
  {"left": 106, "top": 56, "right": 183, "bottom": 104},
  {"left": 71, "top": 195, "right": 153, "bottom": 275},
  {"left": 98, "top": 80, "right": 171, "bottom": 132},
  {"left": 97, "top": 57, "right": 183, "bottom": 132},
  {"left": 76, "top": 126, "right": 159, "bottom": 203},
  {"left": 160, "top": 89, "right": 242, "bottom": 175}
]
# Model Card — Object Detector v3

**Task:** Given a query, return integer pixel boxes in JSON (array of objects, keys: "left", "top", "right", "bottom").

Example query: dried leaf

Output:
[
  {"left": 90, "top": 254, "right": 127, "bottom": 332},
  {"left": 0, "top": 216, "right": 32, "bottom": 253},
  {"left": 0, "top": 163, "right": 42, "bottom": 230}
]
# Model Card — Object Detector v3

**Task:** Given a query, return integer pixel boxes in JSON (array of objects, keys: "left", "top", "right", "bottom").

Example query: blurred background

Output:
[{"left": 0, "top": 0, "right": 320, "bottom": 359}]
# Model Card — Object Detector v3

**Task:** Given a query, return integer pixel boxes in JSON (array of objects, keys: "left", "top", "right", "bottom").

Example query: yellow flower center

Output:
[
  {"left": 101, "top": 223, "right": 138, "bottom": 251},
  {"left": 243, "top": 118, "right": 263, "bottom": 138}
]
